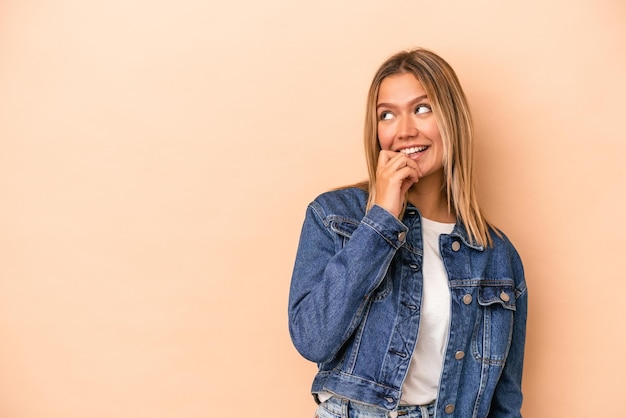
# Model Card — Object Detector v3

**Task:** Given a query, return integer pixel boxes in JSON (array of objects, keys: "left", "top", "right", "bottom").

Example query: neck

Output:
[{"left": 406, "top": 172, "right": 456, "bottom": 223}]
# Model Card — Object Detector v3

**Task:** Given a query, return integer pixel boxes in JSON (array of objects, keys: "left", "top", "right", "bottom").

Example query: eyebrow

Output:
[{"left": 376, "top": 94, "right": 428, "bottom": 110}]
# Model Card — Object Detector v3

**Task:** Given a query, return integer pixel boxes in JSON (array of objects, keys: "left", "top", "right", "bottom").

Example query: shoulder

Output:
[
  {"left": 313, "top": 187, "right": 368, "bottom": 209},
  {"left": 489, "top": 227, "right": 521, "bottom": 258},
  {"left": 308, "top": 187, "right": 369, "bottom": 221},
  {"left": 487, "top": 227, "right": 526, "bottom": 285}
]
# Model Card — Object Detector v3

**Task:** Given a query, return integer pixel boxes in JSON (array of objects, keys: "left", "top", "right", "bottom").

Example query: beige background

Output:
[{"left": 1, "top": 0, "right": 624, "bottom": 417}]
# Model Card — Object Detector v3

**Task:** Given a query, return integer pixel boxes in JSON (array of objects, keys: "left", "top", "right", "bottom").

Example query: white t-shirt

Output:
[{"left": 400, "top": 217, "right": 454, "bottom": 405}]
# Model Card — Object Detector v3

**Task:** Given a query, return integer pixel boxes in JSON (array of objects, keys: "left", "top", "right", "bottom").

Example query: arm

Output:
[{"left": 288, "top": 202, "right": 407, "bottom": 364}]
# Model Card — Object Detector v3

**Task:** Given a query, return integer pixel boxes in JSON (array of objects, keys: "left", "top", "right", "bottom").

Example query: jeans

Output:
[{"left": 315, "top": 397, "right": 435, "bottom": 418}]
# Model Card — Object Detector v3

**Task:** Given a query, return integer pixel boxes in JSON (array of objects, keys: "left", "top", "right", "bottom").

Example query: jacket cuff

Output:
[{"left": 361, "top": 204, "right": 409, "bottom": 249}]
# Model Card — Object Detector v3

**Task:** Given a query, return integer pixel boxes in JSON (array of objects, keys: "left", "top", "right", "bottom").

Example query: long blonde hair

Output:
[{"left": 361, "top": 48, "right": 495, "bottom": 247}]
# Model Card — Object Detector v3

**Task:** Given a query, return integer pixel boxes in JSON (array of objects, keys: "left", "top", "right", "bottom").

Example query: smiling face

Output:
[{"left": 376, "top": 72, "right": 444, "bottom": 182}]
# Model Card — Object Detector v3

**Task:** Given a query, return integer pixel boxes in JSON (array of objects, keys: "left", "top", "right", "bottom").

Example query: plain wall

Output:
[{"left": 1, "top": 0, "right": 624, "bottom": 417}]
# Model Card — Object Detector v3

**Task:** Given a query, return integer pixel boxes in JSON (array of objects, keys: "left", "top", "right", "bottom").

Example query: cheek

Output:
[
  {"left": 377, "top": 124, "right": 393, "bottom": 150},
  {"left": 431, "top": 132, "right": 443, "bottom": 151},
  {"left": 424, "top": 121, "right": 442, "bottom": 142}
]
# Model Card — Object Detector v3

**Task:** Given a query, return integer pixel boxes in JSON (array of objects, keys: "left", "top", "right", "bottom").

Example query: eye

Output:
[
  {"left": 378, "top": 111, "right": 394, "bottom": 121},
  {"left": 415, "top": 104, "right": 432, "bottom": 115}
]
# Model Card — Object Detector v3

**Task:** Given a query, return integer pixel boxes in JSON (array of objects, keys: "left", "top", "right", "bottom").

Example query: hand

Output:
[{"left": 374, "top": 150, "right": 421, "bottom": 218}]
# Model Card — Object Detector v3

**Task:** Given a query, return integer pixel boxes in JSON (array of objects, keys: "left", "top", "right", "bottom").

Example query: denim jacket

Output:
[{"left": 288, "top": 188, "right": 527, "bottom": 417}]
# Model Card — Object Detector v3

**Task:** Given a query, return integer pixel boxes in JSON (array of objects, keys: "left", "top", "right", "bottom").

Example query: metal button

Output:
[
  {"left": 455, "top": 351, "right": 465, "bottom": 360},
  {"left": 500, "top": 291, "right": 510, "bottom": 302},
  {"left": 445, "top": 404, "right": 455, "bottom": 414},
  {"left": 463, "top": 294, "right": 472, "bottom": 305},
  {"left": 398, "top": 231, "right": 406, "bottom": 241},
  {"left": 451, "top": 241, "right": 461, "bottom": 251}
]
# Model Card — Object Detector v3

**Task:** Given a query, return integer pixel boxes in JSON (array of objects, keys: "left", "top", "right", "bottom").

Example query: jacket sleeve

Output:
[
  {"left": 488, "top": 248, "right": 528, "bottom": 417},
  {"left": 288, "top": 202, "right": 407, "bottom": 364}
]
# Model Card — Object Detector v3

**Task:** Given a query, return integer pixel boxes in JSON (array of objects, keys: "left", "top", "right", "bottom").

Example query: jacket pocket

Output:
[
  {"left": 471, "top": 283, "right": 516, "bottom": 365},
  {"left": 329, "top": 217, "right": 359, "bottom": 247}
]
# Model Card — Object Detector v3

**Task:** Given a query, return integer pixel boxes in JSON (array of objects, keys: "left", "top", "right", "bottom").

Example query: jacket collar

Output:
[
  {"left": 450, "top": 223, "right": 485, "bottom": 251},
  {"left": 405, "top": 202, "right": 485, "bottom": 252}
]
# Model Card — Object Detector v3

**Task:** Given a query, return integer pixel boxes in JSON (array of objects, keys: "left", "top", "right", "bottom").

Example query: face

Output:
[{"left": 376, "top": 72, "right": 444, "bottom": 180}]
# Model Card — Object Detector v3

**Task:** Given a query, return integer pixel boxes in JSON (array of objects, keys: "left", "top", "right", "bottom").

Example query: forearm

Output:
[{"left": 288, "top": 204, "right": 407, "bottom": 363}]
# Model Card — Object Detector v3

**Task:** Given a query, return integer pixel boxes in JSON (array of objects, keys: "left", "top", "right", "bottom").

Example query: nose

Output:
[{"left": 397, "top": 114, "right": 418, "bottom": 140}]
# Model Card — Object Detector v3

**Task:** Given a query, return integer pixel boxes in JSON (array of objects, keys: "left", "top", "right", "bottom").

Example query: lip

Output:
[{"left": 397, "top": 145, "right": 429, "bottom": 159}]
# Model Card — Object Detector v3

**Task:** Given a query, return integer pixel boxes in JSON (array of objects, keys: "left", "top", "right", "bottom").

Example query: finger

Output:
[
  {"left": 394, "top": 156, "right": 419, "bottom": 177},
  {"left": 381, "top": 156, "right": 415, "bottom": 180},
  {"left": 405, "top": 160, "right": 421, "bottom": 181},
  {"left": 377, "top": 150, "right": 397, "bottom": 165},
  {"left": 386, "top": 153, "right": 411, "bottom": 170},
  {"left": 376, "top": 152, "right": 404, "bottom": 176}
]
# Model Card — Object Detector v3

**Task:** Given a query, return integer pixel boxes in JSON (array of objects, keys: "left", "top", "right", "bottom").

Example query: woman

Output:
[{"left": 288, "top": 48, "right": 527, "bottom": 418}]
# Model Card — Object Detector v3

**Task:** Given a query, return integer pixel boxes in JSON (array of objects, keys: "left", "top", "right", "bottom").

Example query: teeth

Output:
[{"left": 400, "top": 146, "right": 427, "bottom": 155}]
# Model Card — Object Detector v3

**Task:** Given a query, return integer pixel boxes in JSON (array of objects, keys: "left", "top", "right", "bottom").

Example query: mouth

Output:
[{"left": 399, "top": 146, "right": 428, "bottom": 156}]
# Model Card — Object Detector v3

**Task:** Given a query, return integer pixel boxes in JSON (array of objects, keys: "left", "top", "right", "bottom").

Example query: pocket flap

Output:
[
  {"left": 329, "top": 218, "right": 359, "bottom": 238},
  {"left": 477, "top": 286, "right": 516, "bottom": 311}
]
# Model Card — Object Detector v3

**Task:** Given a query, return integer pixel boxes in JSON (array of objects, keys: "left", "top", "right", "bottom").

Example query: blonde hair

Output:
[{"left": 361, "top": 48, "right": 495, "bottom": 247}]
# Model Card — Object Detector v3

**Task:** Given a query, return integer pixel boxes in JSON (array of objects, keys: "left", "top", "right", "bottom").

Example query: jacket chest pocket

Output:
[
  {"left": 471, "top": 284, "right": 516, "bottom": 365},
  {"left": 329, "top": 218, "right": 358, "bottom": 249}
]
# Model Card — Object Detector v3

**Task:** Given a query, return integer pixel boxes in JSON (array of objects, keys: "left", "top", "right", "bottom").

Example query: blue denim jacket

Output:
[{"left": 288, "top": 188, "right": 527, "bottom": 417}]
